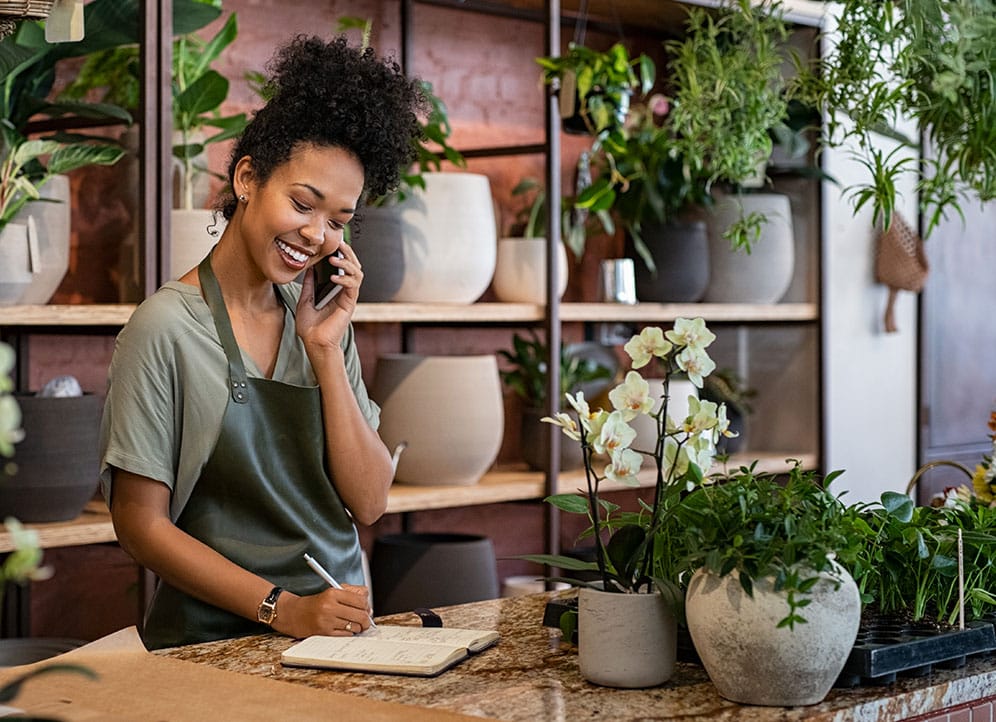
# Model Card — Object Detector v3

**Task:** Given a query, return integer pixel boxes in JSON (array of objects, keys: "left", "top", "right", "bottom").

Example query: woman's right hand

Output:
[{"left": 276, "top": 584, "right": 374, "bottom": 638}]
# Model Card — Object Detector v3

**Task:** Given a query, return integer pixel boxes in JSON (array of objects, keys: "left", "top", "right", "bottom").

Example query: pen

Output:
[{"left": 303, "top": 553, "right": 377, "bottom": 628}]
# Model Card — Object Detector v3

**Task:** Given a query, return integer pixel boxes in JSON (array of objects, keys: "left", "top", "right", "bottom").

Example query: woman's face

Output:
[{"left": 235, "top": 143, "right": 364, "bottom": 284}]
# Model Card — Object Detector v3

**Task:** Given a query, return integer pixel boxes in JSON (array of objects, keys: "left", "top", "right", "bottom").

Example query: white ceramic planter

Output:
[
  {"left": 685, "top": 565, "right": 861, "bottom": 706},
  {"left": 371, "top": 354, "right": 504, "bottom": 485},
  {"left": 703, "top": 192, "right": 795, "bottom": 303},
  {"left": 352, "top": 172, "right": 497, "bottom": 303},
  {"left": 0, "top": 222, "right": 32, "bottom": 305},
  {"left": 578, "top": 587, "right": 676, "bottom": 688},
  {"left": 16, "top": 175, "right": 71, "bottom": 304},
  {"left": 170, "top": 209, "right": 226, "bottom": 280},
  {"left": 492, "top": 237, "right": 568, "bottom": 304}
]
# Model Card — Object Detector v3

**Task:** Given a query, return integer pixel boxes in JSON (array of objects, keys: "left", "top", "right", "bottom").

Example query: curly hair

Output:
[{"left": 219, "top": 35, "right": 425, "bottom": 220}]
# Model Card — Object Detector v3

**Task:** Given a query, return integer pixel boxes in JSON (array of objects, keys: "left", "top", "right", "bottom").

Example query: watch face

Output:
[{"left": 258, "top": 603, "right": 276, "bottom": 624}]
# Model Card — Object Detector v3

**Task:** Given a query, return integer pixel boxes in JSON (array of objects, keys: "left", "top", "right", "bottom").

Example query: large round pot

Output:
[
  {"left": 371, "top": 354, "right": 503, "bottom": 486},
  {"left": 16, "top": 174, "right": 71, "bottom": 304},
  {"left": 627, "top": 220, "right": 710, "bottom": 303},
  {"left": 629, "top": 378, "right": 698, "bottom": 454},
  {"left": 703, "top": 193, "right": 795, "bottom": 304},
  {"left": 578, "top": 586, "right": 676, "bottom": 688},
  {"left": 352, "top": 172, "right": 497, "bottom": 303},
  {"left": 493, "top": 237, "right": 568, "bottom": 304},
  {"left": 0, "top": 393, "right": 101, "bottom": 522},
  {"left": 685, "top": 565, "right": 861, "bottom": 706},
  {"left": 370, "top": 532, "right": 499, "bottom": 616}
]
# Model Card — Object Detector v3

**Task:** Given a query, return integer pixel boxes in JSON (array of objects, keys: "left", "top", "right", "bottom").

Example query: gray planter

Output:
[{"left": 627, "top": 220, "right": 710, "bottom": 303}]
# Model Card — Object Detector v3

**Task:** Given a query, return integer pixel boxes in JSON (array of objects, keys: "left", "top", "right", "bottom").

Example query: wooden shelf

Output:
[
  {"left": 0, "top": 453, "right": 814, "bottom": 550},
  {"left": 0, "top": 302, "right": 818, "bottom": 328}
]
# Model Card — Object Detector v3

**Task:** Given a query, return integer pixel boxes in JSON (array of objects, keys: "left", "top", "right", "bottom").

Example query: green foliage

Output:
[
  {"left": 536, "top": 42, "right": 655, "bottom": 135},
  {"left": 497, "top": 331, "right": 612, "bottom": 409},
  {"left": 578, "top": 0, "right": 792, "bottom": 269},
  {"left": 666, "top": 462, "right": 852, "bottom": 628},
  {"left": 791, "top": 0, "right": 996, "bottom": 237}
]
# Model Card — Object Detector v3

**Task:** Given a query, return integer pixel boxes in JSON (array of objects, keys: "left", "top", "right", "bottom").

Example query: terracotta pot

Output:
[
  {"left": 578, "top": 586, "right": 676, "bottom": 688},
  {"left": 351, "top": 173, "right": 497, "bottom": 304},
  {"left": 1, "top": 393, "right": 101, "bottom": 522},
  {"left": 371, "top": 354, "right": 503, "bottom": 485},
  {"left": 493, "top": 237, "right": 568, "bottom": 304},
  {"left": 685, "top": 565, "right": 861, "bottom": 706}
]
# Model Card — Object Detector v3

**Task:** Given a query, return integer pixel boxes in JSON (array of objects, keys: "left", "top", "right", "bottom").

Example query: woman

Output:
[{"left": 99, "top": 35, "right": 424, "bottom": 650}]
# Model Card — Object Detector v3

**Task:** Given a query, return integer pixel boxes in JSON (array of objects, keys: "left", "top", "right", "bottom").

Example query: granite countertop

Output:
[{"left": 158, "top": 592, "right": 996, "bottom": 721}]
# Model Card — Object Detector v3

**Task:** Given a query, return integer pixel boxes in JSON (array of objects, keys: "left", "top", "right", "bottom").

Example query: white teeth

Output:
[{"left": 276, "top": 239, "right": 308, "bottom": 263}]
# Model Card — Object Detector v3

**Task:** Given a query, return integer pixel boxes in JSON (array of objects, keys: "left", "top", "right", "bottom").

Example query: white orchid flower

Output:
[
  {"left": 605, "top": 447, "right": 643, "bottom": 486},
  {"left": 0, "top": 395, "right": 23, "bottom": 458},
  {"left": 684, "top": 398, "right": 720, "bottom": 435},
  {"left": 593, "top": 410, "right": 636, "bottom": 457},
  {"left": 716, "top": 403, "right": 739, "bottom": 439},
  {"left": 666, "top": 317, "right": 716, "bottom": 351},
  {"left": 676, "top": 346, "right": 716, "bottom": 388},
  {"left": 623, "top": 327, "right": 672, "bottom": 369},
  {"left": 541, "top": 411, "right": 582, "bottom": 441},
  {"left": 609, "top": 371, "right": 654, "bottom": 421}
]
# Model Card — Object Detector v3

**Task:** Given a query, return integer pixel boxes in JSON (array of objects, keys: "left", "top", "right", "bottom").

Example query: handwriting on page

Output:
[
  {"left": 303, "top": 637, "right": 455, "bottom": 666},
  {"left": 359, "top": 626, "right": 487, "bottom": 648}
]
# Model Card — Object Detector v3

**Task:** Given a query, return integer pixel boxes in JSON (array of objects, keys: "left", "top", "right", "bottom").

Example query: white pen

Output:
[{"left": 303, "top": 552, "right": 377, "bottom": 628}]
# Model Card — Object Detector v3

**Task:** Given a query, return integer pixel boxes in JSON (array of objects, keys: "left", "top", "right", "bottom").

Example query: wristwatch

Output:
[{"left": 257, "top": 586, "right": 283, "bottom": 625}]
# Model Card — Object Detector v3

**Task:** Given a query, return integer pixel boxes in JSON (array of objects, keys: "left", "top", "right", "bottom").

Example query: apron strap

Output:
[{"left": 198, "top": 252, "right": 251, "bottom": 404}]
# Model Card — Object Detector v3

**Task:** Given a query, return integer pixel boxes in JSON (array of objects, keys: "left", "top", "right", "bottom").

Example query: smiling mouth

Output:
[{"left": 276, "top": 239, "right": 310, "bottom": 267}]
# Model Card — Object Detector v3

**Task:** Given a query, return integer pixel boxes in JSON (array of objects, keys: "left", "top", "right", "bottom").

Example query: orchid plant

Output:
[{"left": 525, "top": 318, "right": 734, "bottom": 595}]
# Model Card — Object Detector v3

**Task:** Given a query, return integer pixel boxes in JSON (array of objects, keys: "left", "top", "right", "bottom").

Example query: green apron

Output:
[{"left": 141, "top": 253, "right": 364, "bottom": 650}]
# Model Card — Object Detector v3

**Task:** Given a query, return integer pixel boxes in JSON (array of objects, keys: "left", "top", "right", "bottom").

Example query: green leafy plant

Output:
[
  {"left": 506, "top": 174, "right": 614, "bottom": 261},
  {"left": 790, "top": 0, "right": 996, "bottom": 237},
  {"left": 536, "top": 42, "right": 655, "bottom": 135},
  {"left": 578, "top": 0, "right": 792, "bottom": 269},
  {"left": 522, "top": 319, "right": 735, "bottom": 595},
  {"left": 498, "top": 331, "right": 612, "bottom": 410},
  {"left": 670, "top": 462, "right": 852, "bottom": 628}
]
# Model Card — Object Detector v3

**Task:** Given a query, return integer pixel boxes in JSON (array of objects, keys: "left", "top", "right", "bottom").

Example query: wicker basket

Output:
[{"left": 0, "top": 1, "right": 55, "bottom": 18}]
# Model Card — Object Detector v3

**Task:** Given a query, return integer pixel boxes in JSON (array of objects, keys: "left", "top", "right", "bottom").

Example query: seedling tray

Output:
[{"left": 834, "top": 618, "right": 996, "bottom": 687}]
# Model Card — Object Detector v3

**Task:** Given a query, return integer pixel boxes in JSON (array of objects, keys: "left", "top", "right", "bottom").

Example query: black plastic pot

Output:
[{"left": 0, "top": 393, "right": 101, "bottom": 522}]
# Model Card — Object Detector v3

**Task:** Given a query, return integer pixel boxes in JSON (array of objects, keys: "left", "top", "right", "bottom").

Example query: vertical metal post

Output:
[
  {"left": 544, "top": 0, "right": 562, "bottom": 564},
  {"left": 140, "top": 0, "right": 172, "bottom": 297}
]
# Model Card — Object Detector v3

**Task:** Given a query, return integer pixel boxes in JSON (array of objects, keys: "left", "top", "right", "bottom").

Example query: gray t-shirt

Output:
[{"left": 99, "top": 280, "right": 379, "bottom": 521}]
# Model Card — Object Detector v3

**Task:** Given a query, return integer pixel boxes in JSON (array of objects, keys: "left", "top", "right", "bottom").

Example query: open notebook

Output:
[{"left": 280, "top": 625, "right": 500, "bottom": 677}]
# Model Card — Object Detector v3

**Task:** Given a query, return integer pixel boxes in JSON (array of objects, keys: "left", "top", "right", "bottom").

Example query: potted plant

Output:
[
  {"left": 578, "top": 0, "right": 795, "bottom": 303},
  {"left": 493, "top": 173, "right": 614, "bottom": 303},
  {"left": 497, "top": 331, "right": 615, "bottom": 471},
  {"left": 536, "top": 41, "right": 654, "bottom": 136},
  {"left": 790, "top": 0, "right": 995, "bottom": 238},
  {"left": 0, "top": 9, "right": 136, "bottom": 304},
  {"left": 673, "top": 462, "right": 862, "bottom": 706},
  {"left": 524, "top": 318, "right": 734, "bottom": 688}
]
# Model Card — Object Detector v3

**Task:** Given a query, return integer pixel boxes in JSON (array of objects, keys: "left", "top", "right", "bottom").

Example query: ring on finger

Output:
[{"left": 345, "top": 621, "right": 353, "bottom": 632}]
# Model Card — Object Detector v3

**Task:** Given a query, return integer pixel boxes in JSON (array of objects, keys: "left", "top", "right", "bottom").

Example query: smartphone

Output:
[{"left": 313, "top": 249, "right": 345, "bottom": 310}]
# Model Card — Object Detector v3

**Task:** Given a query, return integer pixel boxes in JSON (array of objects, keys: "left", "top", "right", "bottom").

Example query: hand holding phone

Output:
[{"left": 313, "top": 249, "right": 345, "bottom": 309}]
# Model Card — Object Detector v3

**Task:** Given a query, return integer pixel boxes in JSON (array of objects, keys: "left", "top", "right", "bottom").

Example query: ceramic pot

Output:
[
  {"left": 16, "top": 174, "right": 71, "bottom": 304},
  {"left": 370, "top": 532, "right": 499, "bottom": 615},
  {"left": 371, "top": 354, "right": 503, "bottom": 485},
  {"left": 170, "top": 209, "right": 225, "bottom": 280},
  {"left": 685, "top": 565, "right": 861, "bottom": 706},
  {"left": 520, "top": 406, "right": 584, "bottom": 471},
  {"left": 627, "top": 220, "right": 710, "bottom": 303},
  {"left": 629, "top": 378, "right": 698, "bottom": 454},
  {"left": 492, "top": 237, "right": 568, "bottom": 304},
  {"left": 703, "top": 193, "right": 795, "bottom": 304},
  {"left": 578, "top": 586, "right": 676, "bottom": 688},
  {"left": 0, "top": 393, "right": 101, "bottom": 522},
  {"left": 0, "top": 222, "right": 32, "bottom": 305},
  {"left": 352, "top": 172, "right": 497, "bottom": 303}
]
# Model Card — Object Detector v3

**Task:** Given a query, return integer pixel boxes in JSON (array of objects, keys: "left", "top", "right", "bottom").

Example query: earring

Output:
[{"left": 238, "top": 193, "right": 247, "bottom": 203}]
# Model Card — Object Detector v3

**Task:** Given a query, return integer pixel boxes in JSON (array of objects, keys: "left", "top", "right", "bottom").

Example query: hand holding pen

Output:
[{"left": 303, "top": 553, "right": 377, "bottom": 631}]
